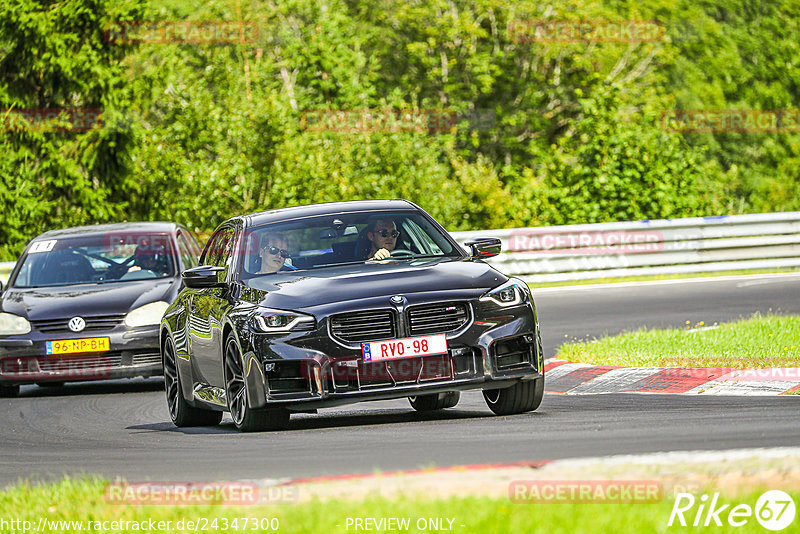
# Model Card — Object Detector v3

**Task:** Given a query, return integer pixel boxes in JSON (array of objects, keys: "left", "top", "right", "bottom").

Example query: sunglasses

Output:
[
  {"left": 375, "top": 229, "right": 400, "bottom": 238},
  {"left": 265, "top": 246, "right": 290, "bottom": 258}
]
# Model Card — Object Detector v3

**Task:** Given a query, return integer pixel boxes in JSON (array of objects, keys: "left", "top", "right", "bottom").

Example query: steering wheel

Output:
[
  {"left": 389, "top": 249, "right": 415, "bottom": 257},
  {"left": 105, "top": 255, "right": 136, "bottom": 279}
]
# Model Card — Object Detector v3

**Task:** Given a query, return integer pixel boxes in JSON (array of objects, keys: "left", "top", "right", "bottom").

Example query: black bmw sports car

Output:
[
  {"left": 0, "top": 222, "right": 203, "bottom": 397},
  {"left": 160, "top": 200, "right": 545, "bottom": 431}
]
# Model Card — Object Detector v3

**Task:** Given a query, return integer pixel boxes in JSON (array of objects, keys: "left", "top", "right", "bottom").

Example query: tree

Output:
[{"left": 0, "top": 0, "right": 146, "bottom": 259}]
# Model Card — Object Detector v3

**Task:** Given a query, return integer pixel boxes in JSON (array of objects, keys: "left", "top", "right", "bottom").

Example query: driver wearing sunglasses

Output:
[
  {"left": 366, "top": 219, "right": 399, "bottom": 260},
  {"left": 258, "top": 233, "right": 291, "bottom": 274}
]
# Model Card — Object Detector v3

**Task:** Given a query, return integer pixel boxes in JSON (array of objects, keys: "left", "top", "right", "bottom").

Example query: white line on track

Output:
[
  {"left": 531, "top": 272, "right": 800, "bottom": 293},
  {"left": 542, "top": 446, "right": 800, "bottom": 468}
]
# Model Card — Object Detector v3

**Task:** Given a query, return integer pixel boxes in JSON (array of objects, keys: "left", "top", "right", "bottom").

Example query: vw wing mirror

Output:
[
  {"left": 464, "top": 237, "right": 502, "bottom": 259},
  {"left": 182, "top": 265, "right": 227, "bottom": 289}
]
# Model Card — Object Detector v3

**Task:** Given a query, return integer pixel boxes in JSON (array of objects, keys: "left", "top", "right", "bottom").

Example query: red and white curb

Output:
[
  {"left": 545, "top": 360, "right": 800, "bottom": 395},
  {"left": 253, "top": 447, "right": 800, "bottom": 506},
  {"left": 274, "top": 460, "right": 554, "bottom": 487}
]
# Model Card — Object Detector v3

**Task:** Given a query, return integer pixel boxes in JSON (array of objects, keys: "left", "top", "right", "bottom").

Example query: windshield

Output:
[
  {"left": 12, "top": 232, "right": 176, "bottom": 288},
  {"left": 240, "top": 210, "right": 461, "bottom": 280}
]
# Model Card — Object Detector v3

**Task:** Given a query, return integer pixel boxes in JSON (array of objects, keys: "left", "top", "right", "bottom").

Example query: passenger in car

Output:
[{"left": 258, "top": 232, "right": 292, "bottom": 274}]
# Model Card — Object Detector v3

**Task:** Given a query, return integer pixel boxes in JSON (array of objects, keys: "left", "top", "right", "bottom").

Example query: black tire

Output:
[
  {"left": 224, "top": 336, "right": 289, "bottom": 432},
  {"left": 0, "top": 384, "right": 19, "bottom": 398},
  {"left": 483, "top": 376, "right": 544, "bottom": 416},
  {"left": 408, "top": 391, "right": 460, "bottom": 411},
  {"left": 36, "top": 382, "right": 65, "bottom": 388},
  {"left": 163, "top": 336, "right": 222, "bottom": 427}
]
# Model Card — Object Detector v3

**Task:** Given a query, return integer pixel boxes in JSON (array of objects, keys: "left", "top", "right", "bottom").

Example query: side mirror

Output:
[
  {"left": 464, "top": 237, "right": 502, "bottom": 259},
  {"left": 182, "top": 265, "right": 226, "bottom": 289}
]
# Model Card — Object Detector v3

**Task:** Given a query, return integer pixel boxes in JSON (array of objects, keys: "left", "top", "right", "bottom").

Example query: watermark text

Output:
[
  {"left": 509, "top": 19, "right": 666, "bottom": 43},
  {"left": 104, "top": 20, "right": 258, "bottom": 45},
  {"left": 510, "top": 480, "right": 663, "bottom": 503}
]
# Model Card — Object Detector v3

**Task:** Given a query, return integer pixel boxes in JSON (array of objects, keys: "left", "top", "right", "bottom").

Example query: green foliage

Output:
[
  {"left": 1, "top": 0, "right": 799, "bottom": 260},
  {"left": 2, "top": 475, "right": 800, "bottom": 534},
  {"left": 558, "top": 312, "right": 800, "bottom": 368},
  {"left": 644, "top": 0, "right": 800, "bottom": 213},
  {"left": 512, "top": 85, "right": 728, "bottom": 225},
  {"left": 0, "top": 0, "right": 145, "bottom": 258}
]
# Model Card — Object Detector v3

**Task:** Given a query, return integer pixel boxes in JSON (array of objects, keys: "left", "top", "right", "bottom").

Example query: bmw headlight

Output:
[
  {"left": 124, "top": 301, "right": 170, "bottom": 327},
  {"left": 252, "top": 308, "right": 315, "bottom": 334},
  {"left": 480, "top": 278, "right": 531, "bottom": 307},
  {"left": 0, "top": 312, "right": 31, "bottom": 336}
]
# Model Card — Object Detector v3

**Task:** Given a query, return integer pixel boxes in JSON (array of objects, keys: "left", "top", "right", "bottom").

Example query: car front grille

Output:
[
  {"left": 36, "top": 351, "right": 162, "bottom": 371},
  {"left": 31, "top": 315, "right": 126, "bottom": 333},
  {"left": 38, "top": 353, "right": 123, "bottom": 371},
  {"left": 132, "top": 352, "right": 162, "bottom": 366},
  {"left": 1, "top": 350, "right": 163, "bottom": 378},
  {"left": 328, "top": 354, "right": 456, "bottom": 392},
  {"left": 330, "top": 310, "right": 396, "bottom": 344},
  {"left": 407, "top": 303, "right": 469, "bottom": 336},
  {"left": 330, "top": 303, "right": 471, "bottom": 344}
]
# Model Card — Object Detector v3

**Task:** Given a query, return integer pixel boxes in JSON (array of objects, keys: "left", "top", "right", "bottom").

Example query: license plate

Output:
[
  {"left": 362, "top": 334, "right": 447, "bottom": 362},
  {"left": 46, "top": 337, "right": 110, "bottom": 356}
]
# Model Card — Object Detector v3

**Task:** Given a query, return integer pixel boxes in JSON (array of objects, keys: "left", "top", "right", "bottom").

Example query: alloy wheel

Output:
[
  {"left": 163, "top": 338, "right": 180, "bottom": 420},
  {"left": 225, "top": 338, "right": 247, "bottom": 426}
]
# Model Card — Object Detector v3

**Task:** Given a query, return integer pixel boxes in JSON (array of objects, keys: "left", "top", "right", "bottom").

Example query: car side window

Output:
[
  {"left": 14, "top": 254, "right": 36, "bottom": 286},
  {"left": 202, "top": 226, "right": 238, "bottom": 272},
  {"left": 187, "top": 231, "right": 203, "bottom": 260},
  {"left": 401, "top": 219, "right": 442, "bottom": 255},
  {"left": 202, "top": 229, "right": 229, "bottom": 267},
  {"left": 176, "top": 232, "right": 199, "bottom": 270},
  {"left": 199, "top": 234, "right": 214, "bottom": 266},
  {"left": 221, "top": 228, "right": 239, "bottom": 271}
]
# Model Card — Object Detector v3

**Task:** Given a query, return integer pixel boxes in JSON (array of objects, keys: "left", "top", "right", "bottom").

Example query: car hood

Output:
[
  {"left": 241, "top": 258, "right": 507, "bottom": 312},
  {"left": 0, "top": 279, "right": 177, "bottom": 320}
]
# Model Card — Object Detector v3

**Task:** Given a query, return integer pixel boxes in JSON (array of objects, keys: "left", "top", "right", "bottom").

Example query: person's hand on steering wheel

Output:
[
  {"left": 368, "top": 248, "right": 414, "bottom": 260},
  {"left": 370, "top": 248, "right": 392, "bottom": 260}
]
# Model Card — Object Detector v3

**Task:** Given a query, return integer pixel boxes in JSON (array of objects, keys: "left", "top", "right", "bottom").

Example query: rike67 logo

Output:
[{"left": 669, "top": 490, "right": 796, "bottom": 531}]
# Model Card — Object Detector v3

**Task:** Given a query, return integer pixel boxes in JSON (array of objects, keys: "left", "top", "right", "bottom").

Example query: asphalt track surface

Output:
[{"left": 2, "top": 273, "right": 799, "bottom": 486}]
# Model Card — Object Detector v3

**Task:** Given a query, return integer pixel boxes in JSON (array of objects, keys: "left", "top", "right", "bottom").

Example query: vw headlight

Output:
[
  {"left": 480, "top": 278, "right": 531, "bottom": 307},
  {"left": 252, "top": 308, "right": 315, "bottom": 334},
  {"left": 0, "top": 312, "right": 31, "bottom": 336},
  {"left": 124, "top": 301, "right": 170, "bottom": 327}
]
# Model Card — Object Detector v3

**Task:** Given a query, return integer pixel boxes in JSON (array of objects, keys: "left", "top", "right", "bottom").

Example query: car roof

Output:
[
  {"left": 34, "top": 222, "right": 182, "bottom": 240},
  {"left": 241, "top": 199, "right": 418, "bottom": 227}
]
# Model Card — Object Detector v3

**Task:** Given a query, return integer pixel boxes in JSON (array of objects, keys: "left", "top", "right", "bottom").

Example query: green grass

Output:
[
  {"left": 557, "top": 314, "right": 800, "bottom": 368},
  {"left": 527, "top": 266, "right": 800, "bottom": 288},
  {"left": 1, "top": 477, "right": 797, "bottom": 534}
]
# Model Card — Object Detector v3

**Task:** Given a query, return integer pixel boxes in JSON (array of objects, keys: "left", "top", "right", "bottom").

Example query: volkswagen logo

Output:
[
  {"left": 390, "top": 295, "right": 405, "bottom": 305},
  {"left": 68, "top": 316, "right": 86, "bottom": 333}
]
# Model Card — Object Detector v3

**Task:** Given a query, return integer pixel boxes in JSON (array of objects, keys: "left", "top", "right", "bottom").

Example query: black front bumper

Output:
[
  {"left": 0, "top": 326, "right": 162, "bottom": 385},
  {"left": 238, "top": 302, "right": 544, "bottom": 410}
]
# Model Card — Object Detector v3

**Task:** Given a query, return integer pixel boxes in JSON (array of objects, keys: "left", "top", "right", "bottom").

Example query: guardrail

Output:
[
  {"left": 450, "top": 212, "right": 800, "bottom": 283},
  {"left": 3, "top": 212, "right": 799, "bottom": 286},
  {"left": 0, "top": 261, "right": 13, "bottom": 286}
]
